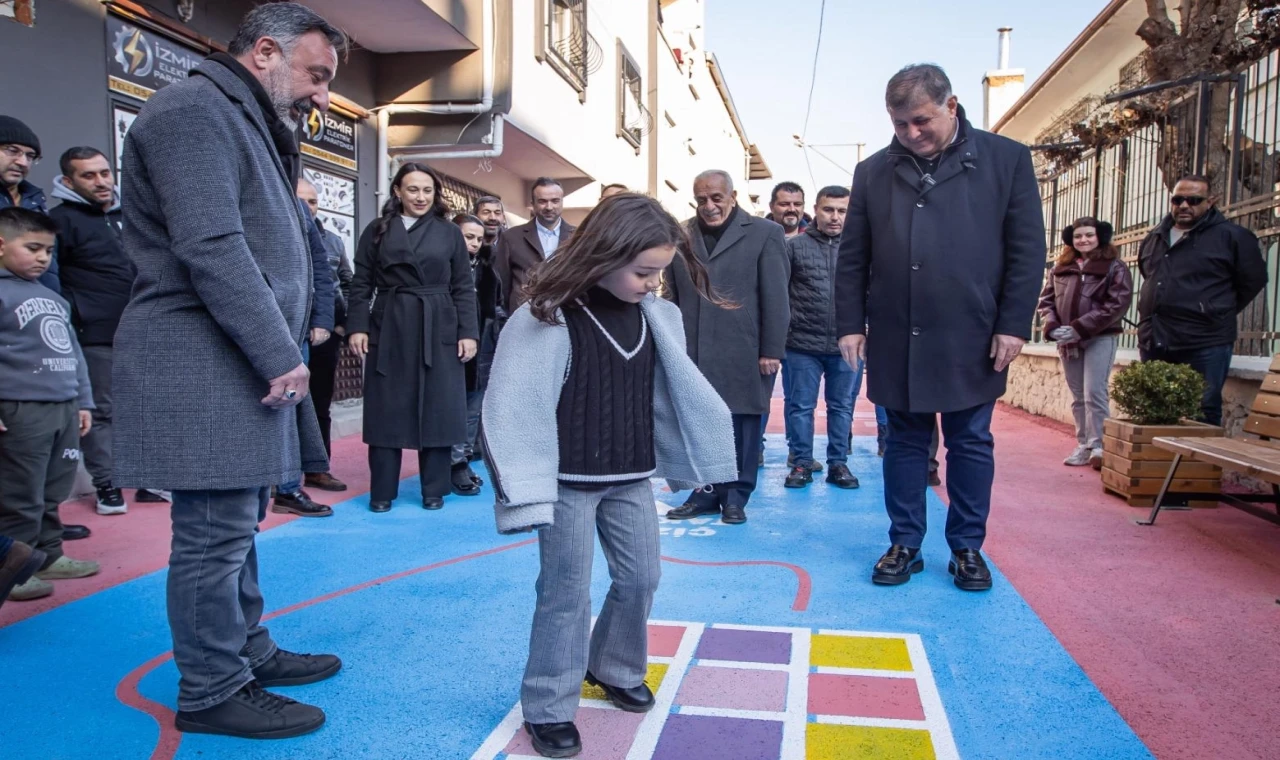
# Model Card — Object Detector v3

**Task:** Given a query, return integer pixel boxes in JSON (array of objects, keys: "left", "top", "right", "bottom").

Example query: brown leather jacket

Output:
[{"left": 1037, "top": 256, "right": 1134, "bottom": 341}]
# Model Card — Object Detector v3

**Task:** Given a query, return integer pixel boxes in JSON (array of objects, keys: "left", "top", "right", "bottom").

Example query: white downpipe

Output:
[
  {"left": 376, "top": 108, "right": 390, "bottom": 212},
  {"left": 391, "top": 114, "right": 505, "bottom": 163}
]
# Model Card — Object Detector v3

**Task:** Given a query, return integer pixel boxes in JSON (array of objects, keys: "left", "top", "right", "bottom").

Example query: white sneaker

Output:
[
  {"left": 1063, "top": 445, "right": 1092, "bottom": 466},
  {"left": 1089, "top": 448, "right": 1103, "bottom": 470},
  {"left": 96, "top": 486, "right": 127, "bottom": 515}
]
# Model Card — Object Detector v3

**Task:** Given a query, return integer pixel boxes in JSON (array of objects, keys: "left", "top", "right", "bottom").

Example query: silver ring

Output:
[{"left": 284, "top": 390, "right": 298, "bottom": 399}]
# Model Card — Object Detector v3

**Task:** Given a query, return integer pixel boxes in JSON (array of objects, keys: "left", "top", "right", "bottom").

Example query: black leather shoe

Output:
[
  {"left": 174, "top": 681, "right": 325, "bottom": 739},
  {"left": 135, "top": 489, "right": 170, "bottom": 503},
  {"left": 666, "top": 500, "right": 719, "bottom": 520},
  {"left": 304, "top": 472, "right": 348, "bottom": 492},
  {"left": 783, "top": 465, "right": 813, "bottom": 489},
  {"left": 62, "top": 524, "right": 91, "bottom": 541},
  {"left": 949, "top": 549, "right": 993, "bottom": 591},
  {"left": 252, "top": 648, "right": 342, "bottom": 687},
  {"left": 585, "top": 671, "right": 654, "bottom": 712},
  {"left": 272, "top": 490, "right": 333, "bottom": 518},
  {"left": 451, "top": 464, "right": 481, "bottom": 496},
  {"left": 826, "top": 463, "right": 860, "bottom": 489},
  {"left": 524, "top": 721, "right": 581, "bottom": 758},
  {"left": 422, "top": 496, "right": 444, "bottom": 510},
  {"left": 721, "top": 504, "right": 747, "bottom": 524},
  {"left": 369, "top": 500, "right": 392, "bottom": 513},
  {"left": 871, "top": 545, "right": 923, "bottom": 586}
]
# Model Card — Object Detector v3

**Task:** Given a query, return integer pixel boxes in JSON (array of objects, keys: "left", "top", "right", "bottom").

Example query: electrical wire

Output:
[{"left": 799, "top": 0, "right": 828, "bottom": 191}]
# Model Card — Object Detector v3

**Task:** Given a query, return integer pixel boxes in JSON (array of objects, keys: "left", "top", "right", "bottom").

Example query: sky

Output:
[{"left": 705, "top": 0, "right": 1115, "bottom": 203}]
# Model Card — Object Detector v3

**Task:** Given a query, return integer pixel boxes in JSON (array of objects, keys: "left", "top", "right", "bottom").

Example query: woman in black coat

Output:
[{"left": 348, "top": 163, "right": 479, "bottom": 512}]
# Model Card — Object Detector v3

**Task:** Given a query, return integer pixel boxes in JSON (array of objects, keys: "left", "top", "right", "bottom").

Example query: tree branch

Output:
[{"left": 1139, "top": 0, "right": 1180, "bottom": 47}]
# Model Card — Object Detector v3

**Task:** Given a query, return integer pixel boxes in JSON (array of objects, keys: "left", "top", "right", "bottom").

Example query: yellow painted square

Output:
[
  {"left": 581, "top": 663, "right": 669, "bottom": 700},
  {"left": 809, "top": 635, "right": 913, "bottom": 671},
  {"left": 807, "top": 723, "right": 936, "bottom": 760}
]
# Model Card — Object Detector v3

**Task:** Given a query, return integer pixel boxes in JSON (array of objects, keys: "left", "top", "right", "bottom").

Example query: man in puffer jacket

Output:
[{"left": 782, "top": 185, "right": 861, "bottom": 491}]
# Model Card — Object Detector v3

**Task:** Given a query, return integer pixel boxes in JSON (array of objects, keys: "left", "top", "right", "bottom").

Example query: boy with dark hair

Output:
[{"left": 0, "top": 207, "right": 100, "bottom": 602}]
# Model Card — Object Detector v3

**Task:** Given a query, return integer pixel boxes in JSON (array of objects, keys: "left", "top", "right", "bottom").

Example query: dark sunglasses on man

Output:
[{"left": 1170, "top": 195, "right": 1207, "bottom": 207}]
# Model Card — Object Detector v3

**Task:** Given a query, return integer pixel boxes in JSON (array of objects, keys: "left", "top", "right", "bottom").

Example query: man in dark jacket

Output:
[
  {"left": 783, "top": 185, "right": 861, "bottom": 491},
  {"left": 493, "top": 178, "right": 575, "bottom": 313},
  {"left": 665, "top": 169, "right": 790, "bottom": 525},
  {"left": 114, "top": 4, "right": 343, "bottom": 739},
  {"left": 1137, "top": 174, "right": 1266, "bottom": 426},
  {"left": 835, "top": 65, "right": 1045, "bottom": 592},
  {"left": 49, "top": 147, "right": 136, "bottom": 516},
  {"left": 0, "top": 116, "right": 60, "bottom": 293}
]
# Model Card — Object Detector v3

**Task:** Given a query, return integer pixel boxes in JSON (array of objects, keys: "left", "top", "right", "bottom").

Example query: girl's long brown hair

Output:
[
  {"left": 524, "top": 193, "right": 731, "bottom": 324},
  {"left": 1057, "top": 216, "right": 1119, "bottom": 266}
]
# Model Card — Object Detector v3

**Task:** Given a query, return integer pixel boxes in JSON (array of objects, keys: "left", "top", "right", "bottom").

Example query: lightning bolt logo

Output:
[
  {"left": 306, "top": 109, "right": 323, "bottom": 140},
  {"left": 124, "top": 29, "right": 145, "bottom": 74},
  {"left": 113, "top": 24, "right": 153, "bottom": 79}
]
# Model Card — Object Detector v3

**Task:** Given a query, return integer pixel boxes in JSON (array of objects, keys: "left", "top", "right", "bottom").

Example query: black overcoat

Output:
[
  {"left": 348, "top": 215, "right": 479, "bottom": 448},
  {"left": 834, "top": 112, "right": 1046, "bottom": 413}
]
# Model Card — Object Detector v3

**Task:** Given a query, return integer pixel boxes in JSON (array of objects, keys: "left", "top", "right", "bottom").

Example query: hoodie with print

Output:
[
  {"left": 48, "top": 178, "right": 134, "bottom": 346},
  {"left": 0, "top": 268, "right": 94, "bottom": 407}
]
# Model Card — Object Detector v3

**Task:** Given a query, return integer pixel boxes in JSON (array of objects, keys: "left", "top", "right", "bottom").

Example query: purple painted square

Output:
[
  {"left": 652, "top": 714, "right": 783, "bottom": 760},
  {"left": 694, "top": 627, "right": 792, "bottom": 664},
  {"left": 675, "top": 666, "right": 789, "bottom": 711}
]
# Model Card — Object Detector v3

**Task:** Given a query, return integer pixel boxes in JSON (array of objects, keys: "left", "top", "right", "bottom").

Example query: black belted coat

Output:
[{"left": 348, "top": 215, "right": 479, "bottom": 449}]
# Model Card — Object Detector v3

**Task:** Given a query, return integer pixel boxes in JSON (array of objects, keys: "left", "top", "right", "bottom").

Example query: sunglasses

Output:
[{"left": 1171, "top": 195, "right": 1207, "bottom": 207}]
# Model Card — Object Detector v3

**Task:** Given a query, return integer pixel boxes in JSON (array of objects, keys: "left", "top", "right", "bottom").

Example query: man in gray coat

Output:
[
  {"left": 665, "top": 169, "right": 790, "bottom": 525},
  {"left": 835, "top": 65, "right": 1045, "bottom": 592},
  {"left": 113, "top": 3, "right": 344, "bottom": 739}
]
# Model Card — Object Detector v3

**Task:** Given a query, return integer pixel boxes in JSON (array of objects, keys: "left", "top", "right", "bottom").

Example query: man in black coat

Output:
[
  {"left": 835, "top": 65, "right": 1045, "bottom": 591},
  {"left": 1137, "top": 174, "right": 1266, "bottom": 426},
  {"left": 665, "top": 169, "right": 790, "bottom": 525},
  {"left": 493, "top": 178, "right": 575, "bottom": 313}
]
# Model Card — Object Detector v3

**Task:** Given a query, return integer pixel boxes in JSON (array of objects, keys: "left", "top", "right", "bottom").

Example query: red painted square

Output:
[
  {"left": 807, "top": 674, "right": 925, "bottom": 721},
  {"left": 648, "top": 624, "right": 686, "bottom": 657}
]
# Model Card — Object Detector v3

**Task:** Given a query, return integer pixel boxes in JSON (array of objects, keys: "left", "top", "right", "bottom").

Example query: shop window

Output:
[
  {"left": 617, "top": 42, "right": 649, "bottom": 150},
  {"left": 1, "top": 0, "right": 35, "bottom": 26}
]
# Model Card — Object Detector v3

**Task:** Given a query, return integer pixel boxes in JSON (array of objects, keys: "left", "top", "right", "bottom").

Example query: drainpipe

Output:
[{"left": 391, "top": 114, "right": 506, "bottom": 164}]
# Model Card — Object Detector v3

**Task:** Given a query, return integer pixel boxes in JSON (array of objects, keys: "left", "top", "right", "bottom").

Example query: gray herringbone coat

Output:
[{"left": 113, "top": 58, "right": 327, "bottom": 490}]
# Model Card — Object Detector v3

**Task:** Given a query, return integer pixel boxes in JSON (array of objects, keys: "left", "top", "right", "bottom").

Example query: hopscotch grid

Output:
[
  {"left": 812, "top": 714, "right": 933, "bottom": 731},
  {"left": 624, "top": 622, "right": 705, "bottom": 760},
  {"left": 693, "top": 658, "right": 792, "bottom": 673},
  {"left": 812, "top": 665, "right": 916, "bottom": 678},
  {"left": 780, "top": 626, "right": 811, "bottom": 760},
  {"left": 904, "top": 633, "right": 961, "bottom": 760},
  {"left": 676, "top": 705, "right": 790, "bottom": 722},
  {"left": 469, "top": 703, "right": 525, "bottom": 760}
]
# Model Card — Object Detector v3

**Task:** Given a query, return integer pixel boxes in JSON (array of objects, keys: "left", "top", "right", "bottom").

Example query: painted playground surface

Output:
[{"left": 4, "top": 403, "right": 1279, "bottom": 760}]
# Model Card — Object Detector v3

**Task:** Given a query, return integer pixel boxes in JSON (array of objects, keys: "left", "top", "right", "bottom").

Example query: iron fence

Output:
[{"left": 1032, "top": 51, "right": 1280, "bottom": 357}]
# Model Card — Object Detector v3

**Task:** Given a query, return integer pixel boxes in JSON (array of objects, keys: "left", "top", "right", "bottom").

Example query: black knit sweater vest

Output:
[{"left": 557, "top": 288, "right": 656, "bottom": 485}]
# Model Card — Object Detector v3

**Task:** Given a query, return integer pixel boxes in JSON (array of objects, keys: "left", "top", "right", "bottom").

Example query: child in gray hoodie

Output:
[{"left": 0, "top": 207, "right": 99, "bottom": 602}]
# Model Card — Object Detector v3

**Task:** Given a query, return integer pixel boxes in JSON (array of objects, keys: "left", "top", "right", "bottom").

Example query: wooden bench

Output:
[{"left": 1142, "top": 354, "right": 1280, "bottom": 526}]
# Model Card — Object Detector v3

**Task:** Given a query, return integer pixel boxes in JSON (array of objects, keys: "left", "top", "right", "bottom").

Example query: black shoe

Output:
[
  {"left": 0, "top": 541, "right": 47, "bottom": 607},
  {"left": 252, "top": 648, "right": 342, "bottom": 687},
  {"left": 826, "top": 463, "right": 860, "bottom": 489},
  {"left": 524, "top": 721, "right": 581, "bottom": 758},
  {"left": 422, "top": 496, "right": 444, "bottom": 510},
  {"left": 948, "top": 549, "right": 993, "bottom": 591},
  {"left": 63, "top": 524, "right": 91, "bottom": 541},
  {"left": 370, "top": 500, "right": 392, "bottom": 513},
  {"left": 928, "top": 471, "right": 942, "bottom": 487},
  {"left": 785, "top": 453, "right": 823, "bottom": 473},
  {"left": 871, "top": 545, "right": 923, "bottom": 586},
  {"left": 666, "top": 500, "right": 720, "bottom": 520},
  {"left": 174, "top": 681, "right": 325, "bottom": 740},
  {"left": 271, "top": 490, "right": 333, "bottom": 518},
  {"left": 96, "top": 486, "right": 127, "bottom": 515},
  {"left": 585, "top": 671, "right": 654, "bottom": 712},
  {"left": 135, "top": 489, "right": 170, "bottom": 503},
  {"left": 304, "top": 472, "right": 348, "bottom": 492},
  {"left": 784, "top": 465, "right": 813, "bottom": 489},
  {"left": 451, "top": 464, "right": 481, "bottom": 496},
  {"left": 721, "top": 504, "right": 747, "bottom": 524}
]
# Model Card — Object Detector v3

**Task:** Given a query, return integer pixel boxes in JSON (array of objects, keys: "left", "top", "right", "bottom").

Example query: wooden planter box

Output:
[{"left": 1100, "top": 418, "right": 1224, "bottom": 508}]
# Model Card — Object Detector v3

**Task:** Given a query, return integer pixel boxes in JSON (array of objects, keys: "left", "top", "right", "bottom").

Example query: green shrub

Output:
[{"left": 1110, "top": 360, "right": 1207, "bottom": 425}]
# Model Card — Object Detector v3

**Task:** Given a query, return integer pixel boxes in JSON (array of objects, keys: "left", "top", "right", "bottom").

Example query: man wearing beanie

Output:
[{"left": 0, "top": 116, "right": 60, "bottom": 293}]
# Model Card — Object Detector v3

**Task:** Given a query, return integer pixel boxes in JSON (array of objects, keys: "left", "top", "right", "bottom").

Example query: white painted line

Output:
[
  {"left": 468, "top": 702, "right": 524, "bottom": 760},
  {"left": 812, "top": 666, "right": 915, "bottom": 678},
  {"left": 780, "top": 626, "right": 811, "bottom": 760},
  {"left": 815, "top": 628, "right": 917, "bottom": 639},
  {"left": 904, "top": 633, "right": 961, "bottom": 760},
  {"left": 625, "top": 621, "right": 705, "bottom": 760},
  {"left": 711, "top": 622, "right": 812, "bottom": 634},
  {"left": 692, "top": 659, "right": 792, "bottom": 672},
  {"left": 676, "top": 705, "right": 789, "bottom": 722},
  {"left": 812, "top": 714, "right": 932, "bottom": 731}
]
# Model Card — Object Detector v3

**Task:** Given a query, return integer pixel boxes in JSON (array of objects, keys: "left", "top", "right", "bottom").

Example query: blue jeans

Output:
[
  {"left": 1139, "top": 343, "right": 1233, "bottom": 426},
  {"left": 761, "top": 360, "right": 793, "bottom": 451},
  {"left": 785, "top": 350, "right": 862, "bottom": 467},
  {"left": 279, "top": 342, "right": 311, "bottom": 494},
  {"left": 884, "top": 401, "right": 995, "bottom": 551},
  {"left": 168, "top": 488, "right": 278, "bottom": 710}
]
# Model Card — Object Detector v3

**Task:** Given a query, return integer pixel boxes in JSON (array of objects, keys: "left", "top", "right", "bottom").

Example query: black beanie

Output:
[{"left": 0, "top": 116, "right": 41, "bottom": 157}]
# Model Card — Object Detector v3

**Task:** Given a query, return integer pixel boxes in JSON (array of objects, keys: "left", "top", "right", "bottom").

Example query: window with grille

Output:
[
  {"left": 618, "top": 43, "right": 644, "bottom": 148},
  {"left": 544, "top": 0, "right": 589, "bottom": 92},
  {"left": 1, "top": 0, "right": 35, "bottom": 26}
]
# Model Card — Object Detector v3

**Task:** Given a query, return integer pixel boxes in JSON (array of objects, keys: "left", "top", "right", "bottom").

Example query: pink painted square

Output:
[
  {"left": 807, "top": 674, "right": 925, "bottom": 721},
  {"left": 504, "top": 706, "right": 644, "bottom": 760},
  {"left": 675, "top": 666, "right": 788, "bottom": 712},
  {"left": 648, "top": 624, "right": 686, "bottom": 657}
]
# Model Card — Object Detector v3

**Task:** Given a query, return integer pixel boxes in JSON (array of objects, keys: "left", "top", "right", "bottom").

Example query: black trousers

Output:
[
  {"left": 0, "top": 400, "right": 79, "bottom": 563},
  {"left": 368, "top": 446, "right": 452, "bottom": 502},
  {"left": 308, "top": 333, "right": 341, "bottom": 460},
  {"left": 689, "top": 413, "right": 763, "bottom": 509}
]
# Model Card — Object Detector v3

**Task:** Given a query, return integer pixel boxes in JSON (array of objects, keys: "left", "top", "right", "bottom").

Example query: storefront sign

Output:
[
  {"left": 300, "top": 108, "right": 359, "bottom": 171},
  {"left": 106, "top": 14, "right": 204, "bottom": 102}
]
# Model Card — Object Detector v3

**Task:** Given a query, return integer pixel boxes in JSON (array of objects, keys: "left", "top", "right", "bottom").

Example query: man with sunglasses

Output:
[
  {"left": 1137, "top": 175, "right": 1267, "bottom": 426},
  {"left": 0, "top": 116, "right": 59, "bottom": 293}
]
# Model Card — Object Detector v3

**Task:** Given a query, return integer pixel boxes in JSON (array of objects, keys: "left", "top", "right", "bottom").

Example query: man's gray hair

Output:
[
  {"left": 694, "top": 169, "right": 734, "bottom": 192},
  {"left": 228, "top": 2, "right": 346, "bottom": 57},
  {"left": 885, "top": 64, "right": 953, "bottom": 110}
]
